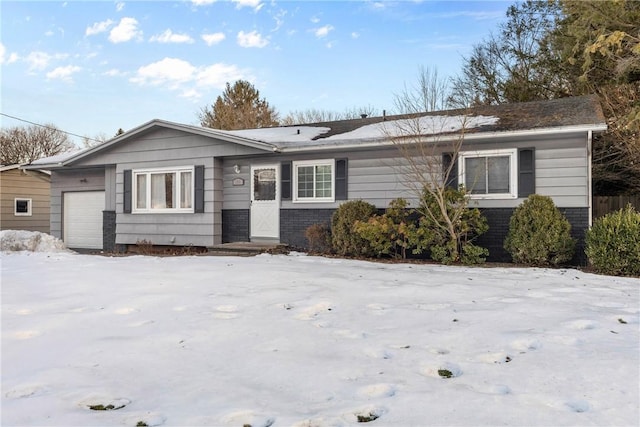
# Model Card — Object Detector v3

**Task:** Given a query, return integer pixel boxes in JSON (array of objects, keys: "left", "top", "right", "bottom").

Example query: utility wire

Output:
[{"left": 0, "top": 112, "right": 102, "bottom": 143}]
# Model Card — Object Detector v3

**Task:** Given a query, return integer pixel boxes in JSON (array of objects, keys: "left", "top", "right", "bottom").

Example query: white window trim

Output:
[
  {"left": 459, "top": 149, "right": 518, "bottom": 199},
  {"left": 14, "top": 198, "right": 32, "bottom": 216},
  {"left": 293, "top": 159, "right": 335, "bottom": 203},
  {"left": 132, "top": 166, "right": 195, "bottom": 214}
]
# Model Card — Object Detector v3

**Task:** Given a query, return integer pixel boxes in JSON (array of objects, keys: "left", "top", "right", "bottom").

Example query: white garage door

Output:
[{"left": 64, "top": 191, "right": 105, "bottom": 249}]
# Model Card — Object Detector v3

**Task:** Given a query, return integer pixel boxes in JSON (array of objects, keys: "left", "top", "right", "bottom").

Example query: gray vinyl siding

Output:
[
  {"left": 467, "top": 135, "right": 588, "bottom": 208},
  {"left": 76, "top": 128, "right": 265, "bottom": 167},
  {"left": 221, "top": 132, "right": 590, "bottom": 211},
  {"left": 114, "top": 158, "right": 216, "bottom": 247},
  {"left": 61, "top": 128, "right": 266, "bottom": 247},
  {"left": 0, "top": 169, "right": 50, "bottom": 233},
  {"left": 105, "top": 166, "right": 116, "bottom": 211},
  {"left": 50, "top": 168, "right": 105, "bottom": 241}
]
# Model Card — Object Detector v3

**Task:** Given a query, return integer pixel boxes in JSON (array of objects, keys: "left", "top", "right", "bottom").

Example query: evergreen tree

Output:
[{"left": 199, "top": 80, "right": 279, "bottom": 130}]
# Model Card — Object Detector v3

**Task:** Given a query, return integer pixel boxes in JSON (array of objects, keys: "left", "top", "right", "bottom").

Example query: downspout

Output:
[{"left": 587, "top": 130, "right": 593, "bottom": 227}]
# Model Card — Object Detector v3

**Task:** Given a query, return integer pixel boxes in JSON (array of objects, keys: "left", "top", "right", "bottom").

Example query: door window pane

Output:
[{"left": 254, "top": 168, "right": 276, "bottom": 201}]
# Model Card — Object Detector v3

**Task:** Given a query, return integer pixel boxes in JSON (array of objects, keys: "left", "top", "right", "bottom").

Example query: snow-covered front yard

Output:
[{"left": 2, "top": 235, "right": 639, "bottom": 426}]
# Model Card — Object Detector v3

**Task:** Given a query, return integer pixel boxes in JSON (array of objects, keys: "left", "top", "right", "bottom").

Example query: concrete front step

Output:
[{"left": 207, "top": 242, "right": 289, "bottom": 256}]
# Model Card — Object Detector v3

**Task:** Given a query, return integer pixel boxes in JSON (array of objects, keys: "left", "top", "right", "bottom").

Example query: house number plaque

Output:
[{"left": 232, "top": 178, "right": 245, "bottom": 186}]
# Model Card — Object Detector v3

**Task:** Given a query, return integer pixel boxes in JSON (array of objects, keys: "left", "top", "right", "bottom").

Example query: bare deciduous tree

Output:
[
  {"left": 384, "top": 66, "right": 488, "bottom": 263},
  {"left": 0, "top": 124, "right": 75, "bottom": 165},
  {"left": 280, "top": 105, "right": 380, "bottom": 126}
]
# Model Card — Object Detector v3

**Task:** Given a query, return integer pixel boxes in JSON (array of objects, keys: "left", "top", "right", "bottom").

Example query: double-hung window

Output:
[
  {"left": 459, "top": 149, "right": 517, "bottom": 199},
  {"left": 293, "top": 159, "right": 335, "bottom": 202},
  {"left": 133, "top": 167, "right": 194, "bottom": 213}
]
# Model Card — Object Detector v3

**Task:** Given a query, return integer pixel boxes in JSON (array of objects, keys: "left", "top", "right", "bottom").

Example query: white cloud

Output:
[
  {"left": 8, "top": 53, "right": 19, "bottom": 63},
  {"left": 180, "top": 88, "right": 202, "bottom": 100},
  {"left": 25, "top": 51, "right": 53, "bottom": 71},
  {"left": 86, "top": 19, "right": 114, "bottom": 36},
  {"left": 314, "top": 25, "right": 334, "bottom": 38},
  {"left": 191, "top": 0, "right": 216, "bottom": 5},
  {"left": 0, "top": 43, "right": 5, "bottom": 64},
  {"left": 109, "top": 17, "right": 142, "bottom": 43},
  {"left": 271, "top": 9, "right": 287, "bottom": 32},
  {"left": 351, "top": 32, "right": 360, "bottom": 39},
  {"left": 232, "top": 0, "right": 263, "bottom": 11},
  {"left": 310, "top": 16, "right": 320, "bottom": 24},
  {"left": 116, "top": 2, "right": 125, "bottom": 12},
  {"left": 196, "top": 63, "right": 246, "bottom": 88},
  {"left": 149, "top": 29, "right": 194, "bottom": 44},
  {"left": 202, "top": 32, "right": 226, "bottom": 46},
  {"left": 104, "top": 68, "right": 126, "bottom": 77},
  {"left": 130, "top": 58, "right": 195, "bottom": 88},
  {"left": 130, "top": 58, "right": 248, "bottom": 95},
  {"left": 46, "top": 65, "right": 81, "bottom": 82},
  {"left": 237, "top": 30, "right": 268, "bottom": 48}
]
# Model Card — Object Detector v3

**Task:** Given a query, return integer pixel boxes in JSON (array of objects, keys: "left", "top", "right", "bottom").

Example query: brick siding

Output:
[
  {"left": 222, "top": 209, "right": 250, "bottom": 243},
  {"left": 280, "top": 209, "right": 335, "bottom": 249},
  {"left": 102, "top": 210, "right": 116, "bottom": 252}
]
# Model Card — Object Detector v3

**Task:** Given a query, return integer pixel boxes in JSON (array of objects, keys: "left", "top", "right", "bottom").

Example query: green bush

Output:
[
  {"left": 504, "top": 194, "right": 575, "bottom": 266},
  {"left": 585, "top": 204, "right": 640, "bottom": 276},
  {"left": 354, "top": 198, "right": 425, "bottom": 259},
  {"left": 305, "top": 223, "right": 332, "bottom": 254},
  {"left": 331, "top": 200, "right": 377, "bottom": 257},
  {"left": 417, "top": 187, "right": 489, "bottom": 265}
]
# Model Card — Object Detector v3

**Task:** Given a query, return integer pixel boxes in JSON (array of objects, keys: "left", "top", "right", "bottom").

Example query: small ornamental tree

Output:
[
  {"left": 417, "top": 186, "right": 489, "bottom": 264},
  {"left": 504, "top": 194, "right": 575, "bottom": 266},
  {"left": 585, "top": 204, "right": 640, "bottom": 277},
  {"left": 331, "top": 200, "right": 377, "bottom": 257}
]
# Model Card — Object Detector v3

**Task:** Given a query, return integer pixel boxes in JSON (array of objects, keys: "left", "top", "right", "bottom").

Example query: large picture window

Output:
[
  {"left": 133, "top": 167, "right": 194, "bottom": 213},
  {"left": 459, "top": 149, "right": 517, "bottom": 199},
  {"left": 293, "top": 160, "right": 335, "bottom": 202}
]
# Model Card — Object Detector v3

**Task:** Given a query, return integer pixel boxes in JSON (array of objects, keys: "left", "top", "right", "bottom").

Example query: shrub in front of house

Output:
[
  {"left": 417, "top": 187, "right": 489, "bottom": 265},
  {"left": 354, "top": 198, "right": 426, "bottom": 259},
  {"left": 331, "top": 200, "right": 377, "bottom": 257},
  {"left": 305, "top": 223, "right": 332, "bottom": 254},
  {"left": 585, "top": 204, "right": 640, "bottom": 277},
  {"left": 504, "top": 194, "right": 575, "bottom": 266}
]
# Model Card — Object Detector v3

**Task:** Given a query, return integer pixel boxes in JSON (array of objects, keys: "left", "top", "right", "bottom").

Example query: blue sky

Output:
[{"left": 1, "top": 0, "right": 511, "bottom": 145}]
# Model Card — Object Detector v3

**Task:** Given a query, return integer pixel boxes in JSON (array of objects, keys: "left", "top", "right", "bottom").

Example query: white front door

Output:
[{"left": 250, "top": 165, "right": 280, "bottom": 241}]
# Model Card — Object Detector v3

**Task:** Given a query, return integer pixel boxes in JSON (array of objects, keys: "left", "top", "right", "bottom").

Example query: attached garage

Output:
[{"left": 63, "top": 191, "right": 105, "bottom": 249}]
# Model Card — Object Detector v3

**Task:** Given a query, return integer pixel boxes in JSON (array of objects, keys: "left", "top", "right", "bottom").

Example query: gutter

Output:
[{"left": 587, "top": 130, "right": 593, "bottom": 227}]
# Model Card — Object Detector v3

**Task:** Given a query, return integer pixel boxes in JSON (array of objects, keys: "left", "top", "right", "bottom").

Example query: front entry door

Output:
[{"left": 250, "top": 165, "right": 279, "bottom": 240}]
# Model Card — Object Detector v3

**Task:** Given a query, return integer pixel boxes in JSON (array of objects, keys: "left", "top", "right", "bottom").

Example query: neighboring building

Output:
[
  {"left": 0, "top": 165, "right": 51, "bottom": 233},
  {"left": 27, "top": 96, "right": 607, "bottom": 262}
]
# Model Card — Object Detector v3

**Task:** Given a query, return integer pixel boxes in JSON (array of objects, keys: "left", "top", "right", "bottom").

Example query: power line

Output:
[{"left": 0, "top": 112, "right": 102, "bottom": 143}]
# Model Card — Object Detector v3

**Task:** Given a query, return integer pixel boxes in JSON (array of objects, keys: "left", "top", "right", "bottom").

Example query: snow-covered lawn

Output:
[{"left": 2, "top": 241, "right": 639, "bottom": 426}]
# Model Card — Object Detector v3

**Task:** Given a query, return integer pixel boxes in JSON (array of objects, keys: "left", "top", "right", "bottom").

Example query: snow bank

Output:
[{"left": 0, "top": 230, "right": 69, "bottom": 253}]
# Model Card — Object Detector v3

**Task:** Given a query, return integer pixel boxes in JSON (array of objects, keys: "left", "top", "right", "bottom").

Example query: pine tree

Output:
[{"left": 198, "top": 80, "right": 279, "bottom": 130}]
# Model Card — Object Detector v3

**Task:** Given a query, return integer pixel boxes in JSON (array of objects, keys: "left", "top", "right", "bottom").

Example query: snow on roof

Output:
[
  {"left": 324, "top": 114, "right": 499, "bottom": 141},
  {"left": 223, "top": 114, "right": 499, "bottom": 147},
  {"left": 225, "top": 125, "right": 332, "bottom": 143},
  {"left": 29, "top": 147, "right": 89, "bottom": 166}
]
